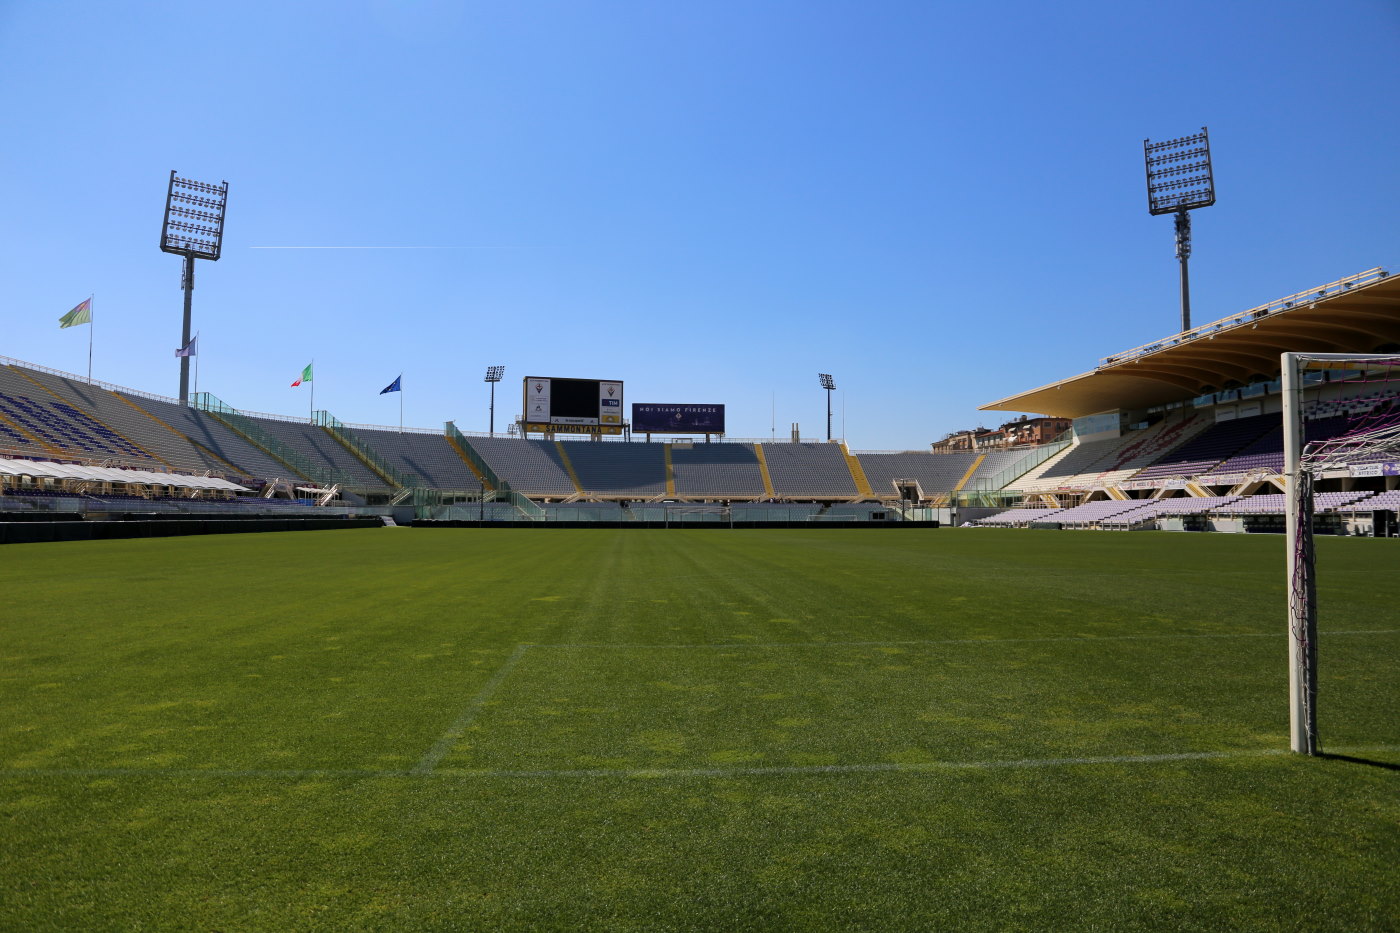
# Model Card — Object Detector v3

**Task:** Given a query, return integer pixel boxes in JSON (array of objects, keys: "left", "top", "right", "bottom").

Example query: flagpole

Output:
[
  {"left": 87, "top": 293, "right": 94, "bottom": 385},
  {"left": 194, "top": 331, "right": 200, "bottom": 399},
  {"left": 400, "top": 375, "right": 404, "bottom": 433},
  {"left": 310, "top": 358, "right": 315, "bottom": 421}
]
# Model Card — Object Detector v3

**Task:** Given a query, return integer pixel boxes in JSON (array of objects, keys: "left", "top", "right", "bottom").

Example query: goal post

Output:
[{"left": 1282, "top": 351, "right": 1400, "bottom": 754}]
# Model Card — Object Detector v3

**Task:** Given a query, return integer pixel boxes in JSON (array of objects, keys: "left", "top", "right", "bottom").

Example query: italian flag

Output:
[{"left": 291, "top": 363, "right": 313, "bottom": 387}]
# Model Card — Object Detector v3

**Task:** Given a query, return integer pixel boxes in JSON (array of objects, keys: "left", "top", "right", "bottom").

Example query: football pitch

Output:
[{"left": 2, "top": 527, "right": 1396, "bottom": 930}]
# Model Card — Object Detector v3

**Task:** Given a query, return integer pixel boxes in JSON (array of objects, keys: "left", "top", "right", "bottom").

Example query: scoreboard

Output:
[{"left": 523, "top": 377, "right": 624, "bottom": 435}]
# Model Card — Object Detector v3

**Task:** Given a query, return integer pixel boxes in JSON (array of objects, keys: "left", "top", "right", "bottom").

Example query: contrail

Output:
[{"left": 248, "top": 245, "right": 523, "bottom": 250}]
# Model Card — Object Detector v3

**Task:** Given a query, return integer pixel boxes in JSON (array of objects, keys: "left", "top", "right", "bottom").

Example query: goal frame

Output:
[{"left": 1282, "top": 351, "right": 1400, "bottom": 754}]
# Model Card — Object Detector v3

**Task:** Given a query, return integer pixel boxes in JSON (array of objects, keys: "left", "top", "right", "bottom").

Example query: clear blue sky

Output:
[{"left": 2, "top": 0, "right": 1397, "bottom": 448}]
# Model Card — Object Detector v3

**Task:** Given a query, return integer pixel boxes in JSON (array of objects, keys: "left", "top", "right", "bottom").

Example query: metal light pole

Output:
[
  {"left": 1144, "top": 128, "right": 1215, "bottom": 333},
  {"left": 485, "top": 365, "right": 505, "bottom": 435},
  {"left": 160, "top": 171, "right": 228, "bottom": 404},
  {"left": 818, "top": 373, "right": 835, "bottom": 441}
]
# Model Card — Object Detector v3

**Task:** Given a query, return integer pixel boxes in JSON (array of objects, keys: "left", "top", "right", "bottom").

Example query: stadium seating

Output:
[
  {"left": 125, "top": 393, "right": 295, "bottom": 481},
  {"left": 1206, "top": 491, "right": 1371, "bottom": 514},
  {"left": 856, "top": 451, "right": 980, "bottom": 496},
  {"left": 1034, "top": 499, "right": 1154, "bottom": 526},
  {"left": 759, "top": 443, "right": 859, "bottom": 498},
  {"left": 465, "top": 437, "right": 577, "bottom": 497},
  {"left": 1016, "top": 416, "right": 1211, "bottom": 491},
  {"left": 974, "top": 507, "right": 1063, "bottom": 527},
  {"left": 0, "top": 367, "right": 154, "bottom": 464},
  {"left": 245, "top": 416, "right": 390, "bottom": 491},
  {"left": 1337, "top": 490, "right": 1400, "bottom": 512},
  {"left": 1131, "top": 414, "right": 1279, "bottom": 482},
  {"left": 562, "top": 441, "right": 667, "bottom": 497},
  {"left": 670, "top": 443, "right": 766, "bottom": 497},
  {"left": 352, "top": 427, "right": 482, "bottom": 490}
]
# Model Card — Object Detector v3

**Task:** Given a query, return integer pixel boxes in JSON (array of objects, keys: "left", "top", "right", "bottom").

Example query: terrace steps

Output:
[
  {"left": 953, "top": 454, "right": 986, "bottom": 492},
  {"left": 752, "top": 443, "right": 777, "bottom": 498},
  {"left": 663, "top": 444, "right": 676, "bottom": 497},
  {"left": 554, "top": 441, "right": 586, "bottom": 496},
  {"left": 839, "top": 443, "right": 874, "bottom": 497}
]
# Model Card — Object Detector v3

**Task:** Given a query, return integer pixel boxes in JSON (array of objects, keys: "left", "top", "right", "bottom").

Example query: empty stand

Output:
[
  {"left": 246, "top": 416, "right": 389, "bottom": 490},
  {"left": 562, "top": 442, "right": 667, "bottom": 497},
  {"left": 465, "top": 437, "right": 577, "bottom": 498},
  {"left": 759, "top": 443, "right": 859, "bottom": 498},
  {"left": 670, "top": 443, "right": 766, "bottom": 497},
  {"left": 126, "top": 394, "right": 295, "bottom": 481},
  {"left": 352, "top": 427, "right": 482, "bottom": 490},
  {"left": 857, "top": 451, "right": 980, "bottom": 496},
  {"left": 0, "top": 366, "right": 155, "bottom": 465},
  {"left": 1132, "top": 414, "right": 1278, "bottom": 482}
]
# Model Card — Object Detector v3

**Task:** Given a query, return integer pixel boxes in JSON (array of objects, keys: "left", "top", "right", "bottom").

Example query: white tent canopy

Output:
[{"left": 0, "top": 457, "right": 248, "bottom": 492}]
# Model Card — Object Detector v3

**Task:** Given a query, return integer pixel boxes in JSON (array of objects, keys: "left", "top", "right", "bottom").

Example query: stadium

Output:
[
  {"left": 2, "top": 266, "right": 1398, "bottom": 536},
  {"left": 5, "top": 4, "right": 1400, "bottom": 932},
  {"left": 4, "top": 261, "right": 1398, "bottom": 929}
]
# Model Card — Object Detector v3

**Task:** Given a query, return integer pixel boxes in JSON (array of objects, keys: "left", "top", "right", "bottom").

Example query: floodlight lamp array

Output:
[
  {"left": 1144, "top": 128, "right": 1215, "bottom": 215},
  {"left": 485, "top": 365, "right": 506, "bottom": 383},
  {"left": 818, "top": 373, "right": 835, "bottom": 390},
  {"left": 161, "top": 171, "right": 229, "bottom": 260}
]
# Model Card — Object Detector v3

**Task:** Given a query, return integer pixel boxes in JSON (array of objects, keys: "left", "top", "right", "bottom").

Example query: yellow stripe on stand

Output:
[
  {"left": 554, "top": 441, "right": 586, "bottom": 496},
  {"left": 952, "top": 453, "right": 986, "bottom": 492},
  {"left": 752, "top": 444, "right": 777, "bottom": 498},
  {"left": 840, "top": 443, "right": 874, "bottom": 497}
]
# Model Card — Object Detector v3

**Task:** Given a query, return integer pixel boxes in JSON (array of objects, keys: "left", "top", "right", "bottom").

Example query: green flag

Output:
[
  {"left": 291, "top": 363, "right": 313, "bottom": 387},
  {"left": 59, "top": 298, "right": 92, "bottom": 328}
]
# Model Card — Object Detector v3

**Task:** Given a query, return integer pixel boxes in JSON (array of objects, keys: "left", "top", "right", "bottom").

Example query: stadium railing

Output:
[
  {"left": 193, "top": 393, "right": 347, "bottom": 490},
  {"left": 314, "top": 411, "right": 421, "bottom": 493},
  {"left": 970, "top": 431, "right": 1073, "bottom": 492},
  {"left": 445, "top": 422, "right": 507, "bottom": 492}
]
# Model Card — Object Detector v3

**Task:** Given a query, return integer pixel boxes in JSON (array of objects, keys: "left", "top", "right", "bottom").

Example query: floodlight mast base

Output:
[{"left": 1282, "top": 352, "right": 1319, "bottom": 755}]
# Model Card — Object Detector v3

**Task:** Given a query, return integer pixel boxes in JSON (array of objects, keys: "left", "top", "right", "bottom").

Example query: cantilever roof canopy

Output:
[{"left": 981, "top": 268, "right": 1400, "bottom": 419}]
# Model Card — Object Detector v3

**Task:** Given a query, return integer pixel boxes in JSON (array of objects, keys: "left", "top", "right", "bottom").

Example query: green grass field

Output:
[{"left": 2, "top": 527, "right": 1397, "bottom": 930}]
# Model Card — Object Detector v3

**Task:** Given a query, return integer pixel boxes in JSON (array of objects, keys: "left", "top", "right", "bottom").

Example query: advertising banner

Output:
[
  {"left": 524, "top": 378, "right": 551, "bottom": 424},
  {"left": 632, "top": 403, "right": 726, "bottom": 434},
  {"left": 599, "top": 381, "right": 623, "bottom": 425}
]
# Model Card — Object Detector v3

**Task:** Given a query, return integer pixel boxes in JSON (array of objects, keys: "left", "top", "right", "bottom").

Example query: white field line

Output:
[
  {"left": 411, "top": 644, "right": 531, "bottom": 774},
  {"left": 531, "top": 630, "right": 1400, "bottom": 650},
  {"left": 4, "top": 746, "right": 1397, "bottom": 782}
]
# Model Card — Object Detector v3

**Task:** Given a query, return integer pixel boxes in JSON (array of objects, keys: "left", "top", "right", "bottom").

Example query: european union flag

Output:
[{"left": 380, "top": 375, "right": 402, "bottom": 394}]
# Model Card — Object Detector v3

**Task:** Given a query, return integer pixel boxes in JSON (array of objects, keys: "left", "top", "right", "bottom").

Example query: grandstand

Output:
[
  {"left": 1, "top": 267, "right": 1398, "bottom": 533},
  {"left": 968, "top": 267, "right": 1400, "bottom": 531}
]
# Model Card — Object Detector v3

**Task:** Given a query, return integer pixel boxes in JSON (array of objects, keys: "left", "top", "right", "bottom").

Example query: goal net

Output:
[{"left": 1283, "top": 352, "right": 1400, "bottom": 754}]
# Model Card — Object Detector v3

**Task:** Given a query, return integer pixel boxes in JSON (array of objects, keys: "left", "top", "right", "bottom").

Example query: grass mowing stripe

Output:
[
  {"left": 412, "top": 643, "right": 531, "bottom": 774},
  {"left": 6, "top": 745, "right": 1398, "bottom": 782},
  {"left": 533, "top": 629, "right": 1400, "bottom": 649}
]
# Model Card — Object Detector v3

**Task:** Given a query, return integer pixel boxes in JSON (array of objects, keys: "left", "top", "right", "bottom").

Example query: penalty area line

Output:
[{"left": 411, "top": 644, "right": 532, "bottom": 774}]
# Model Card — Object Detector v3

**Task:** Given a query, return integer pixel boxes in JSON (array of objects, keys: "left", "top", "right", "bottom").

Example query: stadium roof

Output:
[{"left": 981, "top": 267, "right": 1400, "bottom": 418}]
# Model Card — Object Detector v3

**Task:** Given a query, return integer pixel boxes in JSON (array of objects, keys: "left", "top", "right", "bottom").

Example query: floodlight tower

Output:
[
  {"left": 160, "top": 171, "right": 228, "bottom": 403},
  {"left": 485, "top": 365, "right": 505, "bottom": 435},
  {"left": 1144, "top": 127, "right": 1215, "bottom": 333},
  {"left": 818, "top": 373, "right": 835, "bottom": 441}
]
